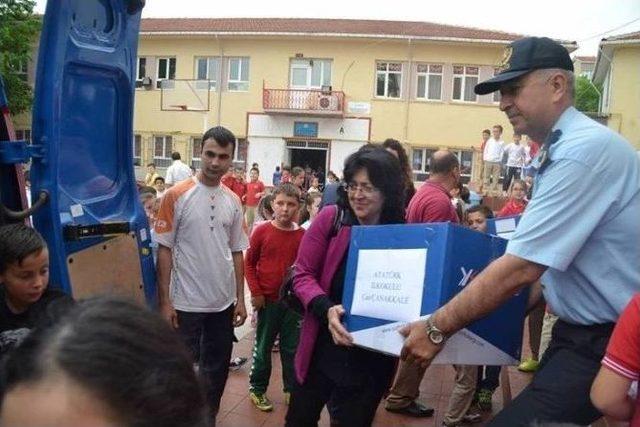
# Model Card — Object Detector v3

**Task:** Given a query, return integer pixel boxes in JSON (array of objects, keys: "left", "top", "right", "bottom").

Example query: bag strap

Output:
[{"left": 330, "top": 205, "right": 344, "bottom": 237}]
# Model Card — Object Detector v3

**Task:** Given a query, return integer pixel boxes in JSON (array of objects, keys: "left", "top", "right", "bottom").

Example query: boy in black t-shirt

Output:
[{"left": 0, "top": 224, "right": 72, "bottom": 355}]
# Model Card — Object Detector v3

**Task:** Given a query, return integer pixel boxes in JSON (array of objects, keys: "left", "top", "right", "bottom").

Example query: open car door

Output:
[{"left": 30, "top": 0, "right": 155, "bottom": 304}]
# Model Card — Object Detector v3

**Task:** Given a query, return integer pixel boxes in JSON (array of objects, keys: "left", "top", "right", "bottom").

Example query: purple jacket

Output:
[{"left": 293, "top": 205, "right": 351, "bottom": 383}]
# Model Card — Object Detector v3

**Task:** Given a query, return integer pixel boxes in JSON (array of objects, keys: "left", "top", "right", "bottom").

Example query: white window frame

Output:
[
  {"left": 133, "top": 134, "right": 142, "bottom": 163},
  {"left": 452, "top": 149, "right": 473, "bottom": 180},
  {"left": 195, "top": 57, "right": 219, "bottom": 90},
  {"left": 12, "top": 59, "right": 28, "bottom": 82},
  {"left": 15, "top": 129, "right": 31, "bottom": 143},
  {"left": 153, "top": 135, "right": 173, "bottom": 167},
  {"left": 156, "top": 57, "right": 176, "bottom": 89},
  {"left": 416, "top": 63, "right": 443, "bottom": 101},
  {"left": 227, "top": 57, "right": 250, "bottom": 92},
  {"left": 191, "top": 137, "right": 203, "bottom": 169},
  {"left": 376, "top": 61, "right": 402, "bottom": 99},
  {"left": 492, "top": 68, "right": 502, "bottom": 103},
  {"left": 452, "top": 65, "right": 479, "bottom": 103},
  {"left": 135, "top": 57, "right": 147, "bottom": 88},
  {"left": 289, "top": 59, "right": 332, "bottom": 89},
  {"left": 411, "top": 147, "right": 437, "bottom": 173}
]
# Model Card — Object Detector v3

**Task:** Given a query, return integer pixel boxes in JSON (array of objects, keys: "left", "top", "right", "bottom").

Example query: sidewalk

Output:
[{"left": 218, "top": 326, "right": 534, "bottom": 427}]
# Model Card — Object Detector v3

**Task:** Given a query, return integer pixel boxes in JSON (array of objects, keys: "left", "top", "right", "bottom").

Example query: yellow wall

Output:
[
  {"left": 132, "top": 36, "right": 512, "bottom": 166},
  {"left": 608, "top": 46, "right": 640, "bottom": 149}
]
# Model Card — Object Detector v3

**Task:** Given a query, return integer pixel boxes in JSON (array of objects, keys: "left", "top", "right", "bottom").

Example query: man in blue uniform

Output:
[{"left": 400, "top": 36, "right": 640, "bottom": 426}]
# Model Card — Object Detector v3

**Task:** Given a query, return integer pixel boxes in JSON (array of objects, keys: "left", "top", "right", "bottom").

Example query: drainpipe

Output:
[
  {"left": 216, "top": 35, "right": 224, "bottom": 126},
  {"left": 403, "top": 38, "right": 413, "bottom": 144}
]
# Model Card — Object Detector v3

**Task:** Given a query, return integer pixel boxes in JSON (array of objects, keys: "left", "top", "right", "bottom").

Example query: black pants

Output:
[
  {"left": 177, "top": 306, "right": 235, "bottom": 416},
  {"left": 477, "top": 365, "right": 501, "bottom": 392},
  {"left": 285, "top": 357, "right": 395, "bottom": 426},
  {"left": 502, "top": 166, "right": 521, "bottom": 192},
  {"left": 489, "top": 320, "right": 614, "bottom": 426}
]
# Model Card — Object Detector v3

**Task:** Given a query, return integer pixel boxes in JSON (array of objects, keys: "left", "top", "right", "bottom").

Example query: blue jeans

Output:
[{"left": 177, "top": 305, "right": 234, "bottom": 415}]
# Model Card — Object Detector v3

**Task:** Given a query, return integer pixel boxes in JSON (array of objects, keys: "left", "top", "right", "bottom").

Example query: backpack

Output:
[{"left": 278, "top": 206, "right": 344, "bottom": 315}]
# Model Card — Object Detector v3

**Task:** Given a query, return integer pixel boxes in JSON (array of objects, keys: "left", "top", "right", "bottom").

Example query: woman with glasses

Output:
[{"left": 285, "top": 145, "right": 405, "bottom": 426}]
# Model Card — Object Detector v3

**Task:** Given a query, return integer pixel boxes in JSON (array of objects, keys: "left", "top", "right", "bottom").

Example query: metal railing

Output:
[{"left": 263, "top": 85, "right": 345, "bottom": 114}]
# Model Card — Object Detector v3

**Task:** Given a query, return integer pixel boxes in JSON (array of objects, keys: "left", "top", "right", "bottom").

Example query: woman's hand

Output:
[{"left": 327, "top": 305, "right": 353, "bottom": 346}]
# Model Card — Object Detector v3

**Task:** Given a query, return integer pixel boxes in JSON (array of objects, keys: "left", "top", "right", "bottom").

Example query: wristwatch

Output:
[{"left": 425, "top": 317, "right": 447, "bottom": 345}]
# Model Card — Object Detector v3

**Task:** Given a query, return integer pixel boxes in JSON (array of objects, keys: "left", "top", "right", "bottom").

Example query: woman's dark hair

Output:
[
  {"left": 382, "top": 138, "right": 416, "bottom": 206},
  {"left": 0, "top": 224, "right": 47, "bottom": 274},
  {"left": 0, "top": 297, "right": 208, "bottom": 427},
  {"left": 338, "top": 145, "right": 405, "bottom": 225}
]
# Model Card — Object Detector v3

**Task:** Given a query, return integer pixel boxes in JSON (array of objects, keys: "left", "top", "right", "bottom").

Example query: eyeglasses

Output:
[
  {"left": 345, "top": 182, "right": 379, "bottom": 195},
  {"left": 203, "top": 151, "right": 231, "bottom": 160}
]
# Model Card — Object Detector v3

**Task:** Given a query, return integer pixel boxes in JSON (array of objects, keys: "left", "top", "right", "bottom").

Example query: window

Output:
[
  {"left": 156, "top": 57, "right": 176, "bottom": 89},
  {"left": 153, "top": 135, "right": 173, "bottom": 167},
  {"left": 228, "top": 57, "right": 249, "bottom": 91},
  {"left": 133, "top": 135, "right": 141, "bottom": 165},
  {"left": 191, "top": 137, "right": 202, "bottom": 170},
  {"left": 234, "top": 138, "right": 248, "bottom": 163},
  {"left": 452, "top": 66, "right": 479, "bottom": 102},
  {"left": 416, "top": 64, "right": 443, "bottom": 100},
  {"left": 195, "top": 57, "right": 219, "bottom": 90},
  {"left": 15, "top": 129, "right": 31, "bottom": 143},
  {"left": 412, "top": 148, "right": 436, "bottom": 173},
  {"left": 290, "top": 59, "right": 331, "bottom": 89},
  {"left": 493, "top": 68, "right": 501, "bottom": 103},
  {"left": 135, "top": 57, "right": 147, "bottom": 88},
  {"left": 376, "top": 62, "right": 402, "bottom": 98},
  {"left": 453, "top": 149, "right": 473, "bottom": 183},
  {"left": 10, "top": 59, "right": 29, "bottom": 82}
]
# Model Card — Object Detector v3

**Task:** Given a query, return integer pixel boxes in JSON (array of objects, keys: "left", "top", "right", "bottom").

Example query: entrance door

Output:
[{"left": 290, "top": 148, "right": 327, "bottom": 173}]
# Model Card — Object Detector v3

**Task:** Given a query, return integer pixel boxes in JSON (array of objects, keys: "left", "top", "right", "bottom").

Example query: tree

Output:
[
  {"left": 0, "top": 0, "right": 41, "bottom": 115},
  {"left": 575, "top": 75, "right": 602, "bottom": 113}
]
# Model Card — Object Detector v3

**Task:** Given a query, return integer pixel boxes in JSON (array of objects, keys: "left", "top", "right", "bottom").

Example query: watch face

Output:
[{"left": 429, "top": 330, "right": 444, "bottom": 345}]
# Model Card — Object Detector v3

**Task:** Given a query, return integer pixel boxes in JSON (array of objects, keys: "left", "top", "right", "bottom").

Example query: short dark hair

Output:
[
  {"left": 275, "top": 166, "right": 281, "bottom": 172},
  {"left": 282, "top": 165, "right": 291, "bottom": 172},
  {"left": 482, "top": 129, "right": 491, "bottom": 135},
  {"left": 171, "top": 152, "right": 181, "bottom": 161},
  {"left": 147, "top": 163, "right": 156, "bottom": 168},
  {"left": 154, "top": 176, "right": 165, "bottom": 184},
  {"left": 201, "top": 126, "right": 236, "bottom": 154},
  {"left": 338, "top": 146, "right": 405, "bottom": 225},
  {"left": 493, "top": 125, "right": 503, "bottom": 133},
  {"left": 139, "top": 186, "right": 157, "bottom": 197},
  {"left": 250, "top": 167, "right": 259, "bottom": 174},
  {"left": 291, "top": 166, "right": 305, "bottom": 177},
  {"left": 1, "top": 297, "right": 208, "bottom": 427},
  {"left": 273, "top": 183, "right": 301, "bottom": 201},
  {"left": 0, "top": 224, "right": 47, "bottom": 274},
  {"left": 429, "top": 151, "right": 459, "bottom": 175},
  {"left": 466, "top": 204, "right": 494, "bottom": 220}
]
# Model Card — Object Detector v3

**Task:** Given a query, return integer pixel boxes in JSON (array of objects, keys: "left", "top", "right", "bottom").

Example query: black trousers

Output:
[
  {"left": 285, "top": 356, "right": 395, "bottom": 426},
  {"left": 478, "top": 365, "right": 501, "bottom": 392},
  {"left": 489, "top": 319, "right": 614, "bottom": 426},
  {"left": 502, "top": 166, "right": 521, "bottom": 192},
  {"left": 177, "top": 306, "right": 235, "bottom": 416}
]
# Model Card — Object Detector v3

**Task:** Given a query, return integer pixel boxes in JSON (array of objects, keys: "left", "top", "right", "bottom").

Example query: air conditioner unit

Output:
[
  {"left": 321, "top": 85, "right": 332, "bottom": 94},
  {"left": 318, "top": 94, "right": 332, "bottom": 110}
]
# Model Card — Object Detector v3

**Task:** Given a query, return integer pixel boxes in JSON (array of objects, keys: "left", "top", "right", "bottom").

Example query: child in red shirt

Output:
[
  {"left": 245, "top": 183, "right": 305, "bottom": 411},
  {"left": 244, "top": 167, "right": 265, "bottom": 231},
  {"left": 497, "top": 179, "right": 528, "bottom": 217},
  {"left": 591, "top": 294, "right": 640, "bottom": 426}
]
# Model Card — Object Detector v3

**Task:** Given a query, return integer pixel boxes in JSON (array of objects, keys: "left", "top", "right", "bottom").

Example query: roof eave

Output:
[{"left": 592, "top": 45, "right": 614, "bottom": 85}]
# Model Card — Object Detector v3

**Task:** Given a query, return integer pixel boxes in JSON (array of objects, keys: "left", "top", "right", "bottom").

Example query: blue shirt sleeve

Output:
[{"left": 507, "top": 158, "right": 615, "bottom": 272}]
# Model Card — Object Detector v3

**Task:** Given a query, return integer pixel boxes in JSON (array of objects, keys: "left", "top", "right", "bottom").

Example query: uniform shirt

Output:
[
  {"left": 503, "top": 143, "right": 527, "bottom": 167},
  {"left": 406, "top": 181, "right": 460, "bottom": 224},
  {"left": 601, "top": 293, "right": 640, "bottom": 427},
  {"left": 245, "top": 180, "right": 265, "bottom": 207},
  {"left": 165, "top": 160, "right": 193, "bottom": 185},
  {"left": 507, "top": 107, "right": 640, "bottom": 325},
  {"left": 155, "top": 177, "right": 249, "bottom": 312},
  {"left": 221, "top": 175, "right": 247, "bottom": 204},
  {"left": 483, "top": 137, "right": 505, "bottom": 163},
  {"left": 244, "top": 222, "right": 304, "bottom": 301}
]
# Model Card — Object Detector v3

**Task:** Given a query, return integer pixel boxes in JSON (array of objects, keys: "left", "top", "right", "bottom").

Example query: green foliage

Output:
[
  {"left": 575, "top": 75, "right": 602, "bottom": 113},
  {"left": 0, "top": 0, "right": 41, "bottom": 115}
]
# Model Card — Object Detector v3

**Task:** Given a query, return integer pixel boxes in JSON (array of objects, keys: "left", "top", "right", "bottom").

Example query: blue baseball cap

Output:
[{"left": 475, "top": 37, "right": 574, "bottom": 95}]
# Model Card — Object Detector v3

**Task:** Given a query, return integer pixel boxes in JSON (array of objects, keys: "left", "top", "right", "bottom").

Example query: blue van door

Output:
[{"left": 30, "top": 0, "right": 156, "bottom": 305}]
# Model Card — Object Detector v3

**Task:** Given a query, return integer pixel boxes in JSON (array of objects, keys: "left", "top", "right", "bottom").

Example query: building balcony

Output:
[{"left": 263, "top": 85, "right": 345, "bottom": 117}]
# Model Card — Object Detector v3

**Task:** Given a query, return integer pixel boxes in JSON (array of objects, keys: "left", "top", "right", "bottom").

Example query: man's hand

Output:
[
  {"left": 233, "top": 300, "right": 248, "bottom": 327},
  {"left": 159, "top": 301, "right": 179, "bottom": 329},
  {"left": 327, "top": 305, "right": 353, "bottom": 346},
  {"left": 399, "top": 320, "right": 442, "bottom": 369},
  {"left": 251, "top": 295, "right": 266, "bottom": 311}
]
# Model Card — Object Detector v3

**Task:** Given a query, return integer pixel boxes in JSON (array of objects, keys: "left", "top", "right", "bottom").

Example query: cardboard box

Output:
[
  {"left": 486, "top": 215, "right": 522, "bottom": 240},
  {"left": 342, "top": 222, "right": 528, "bottom": 365}
]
